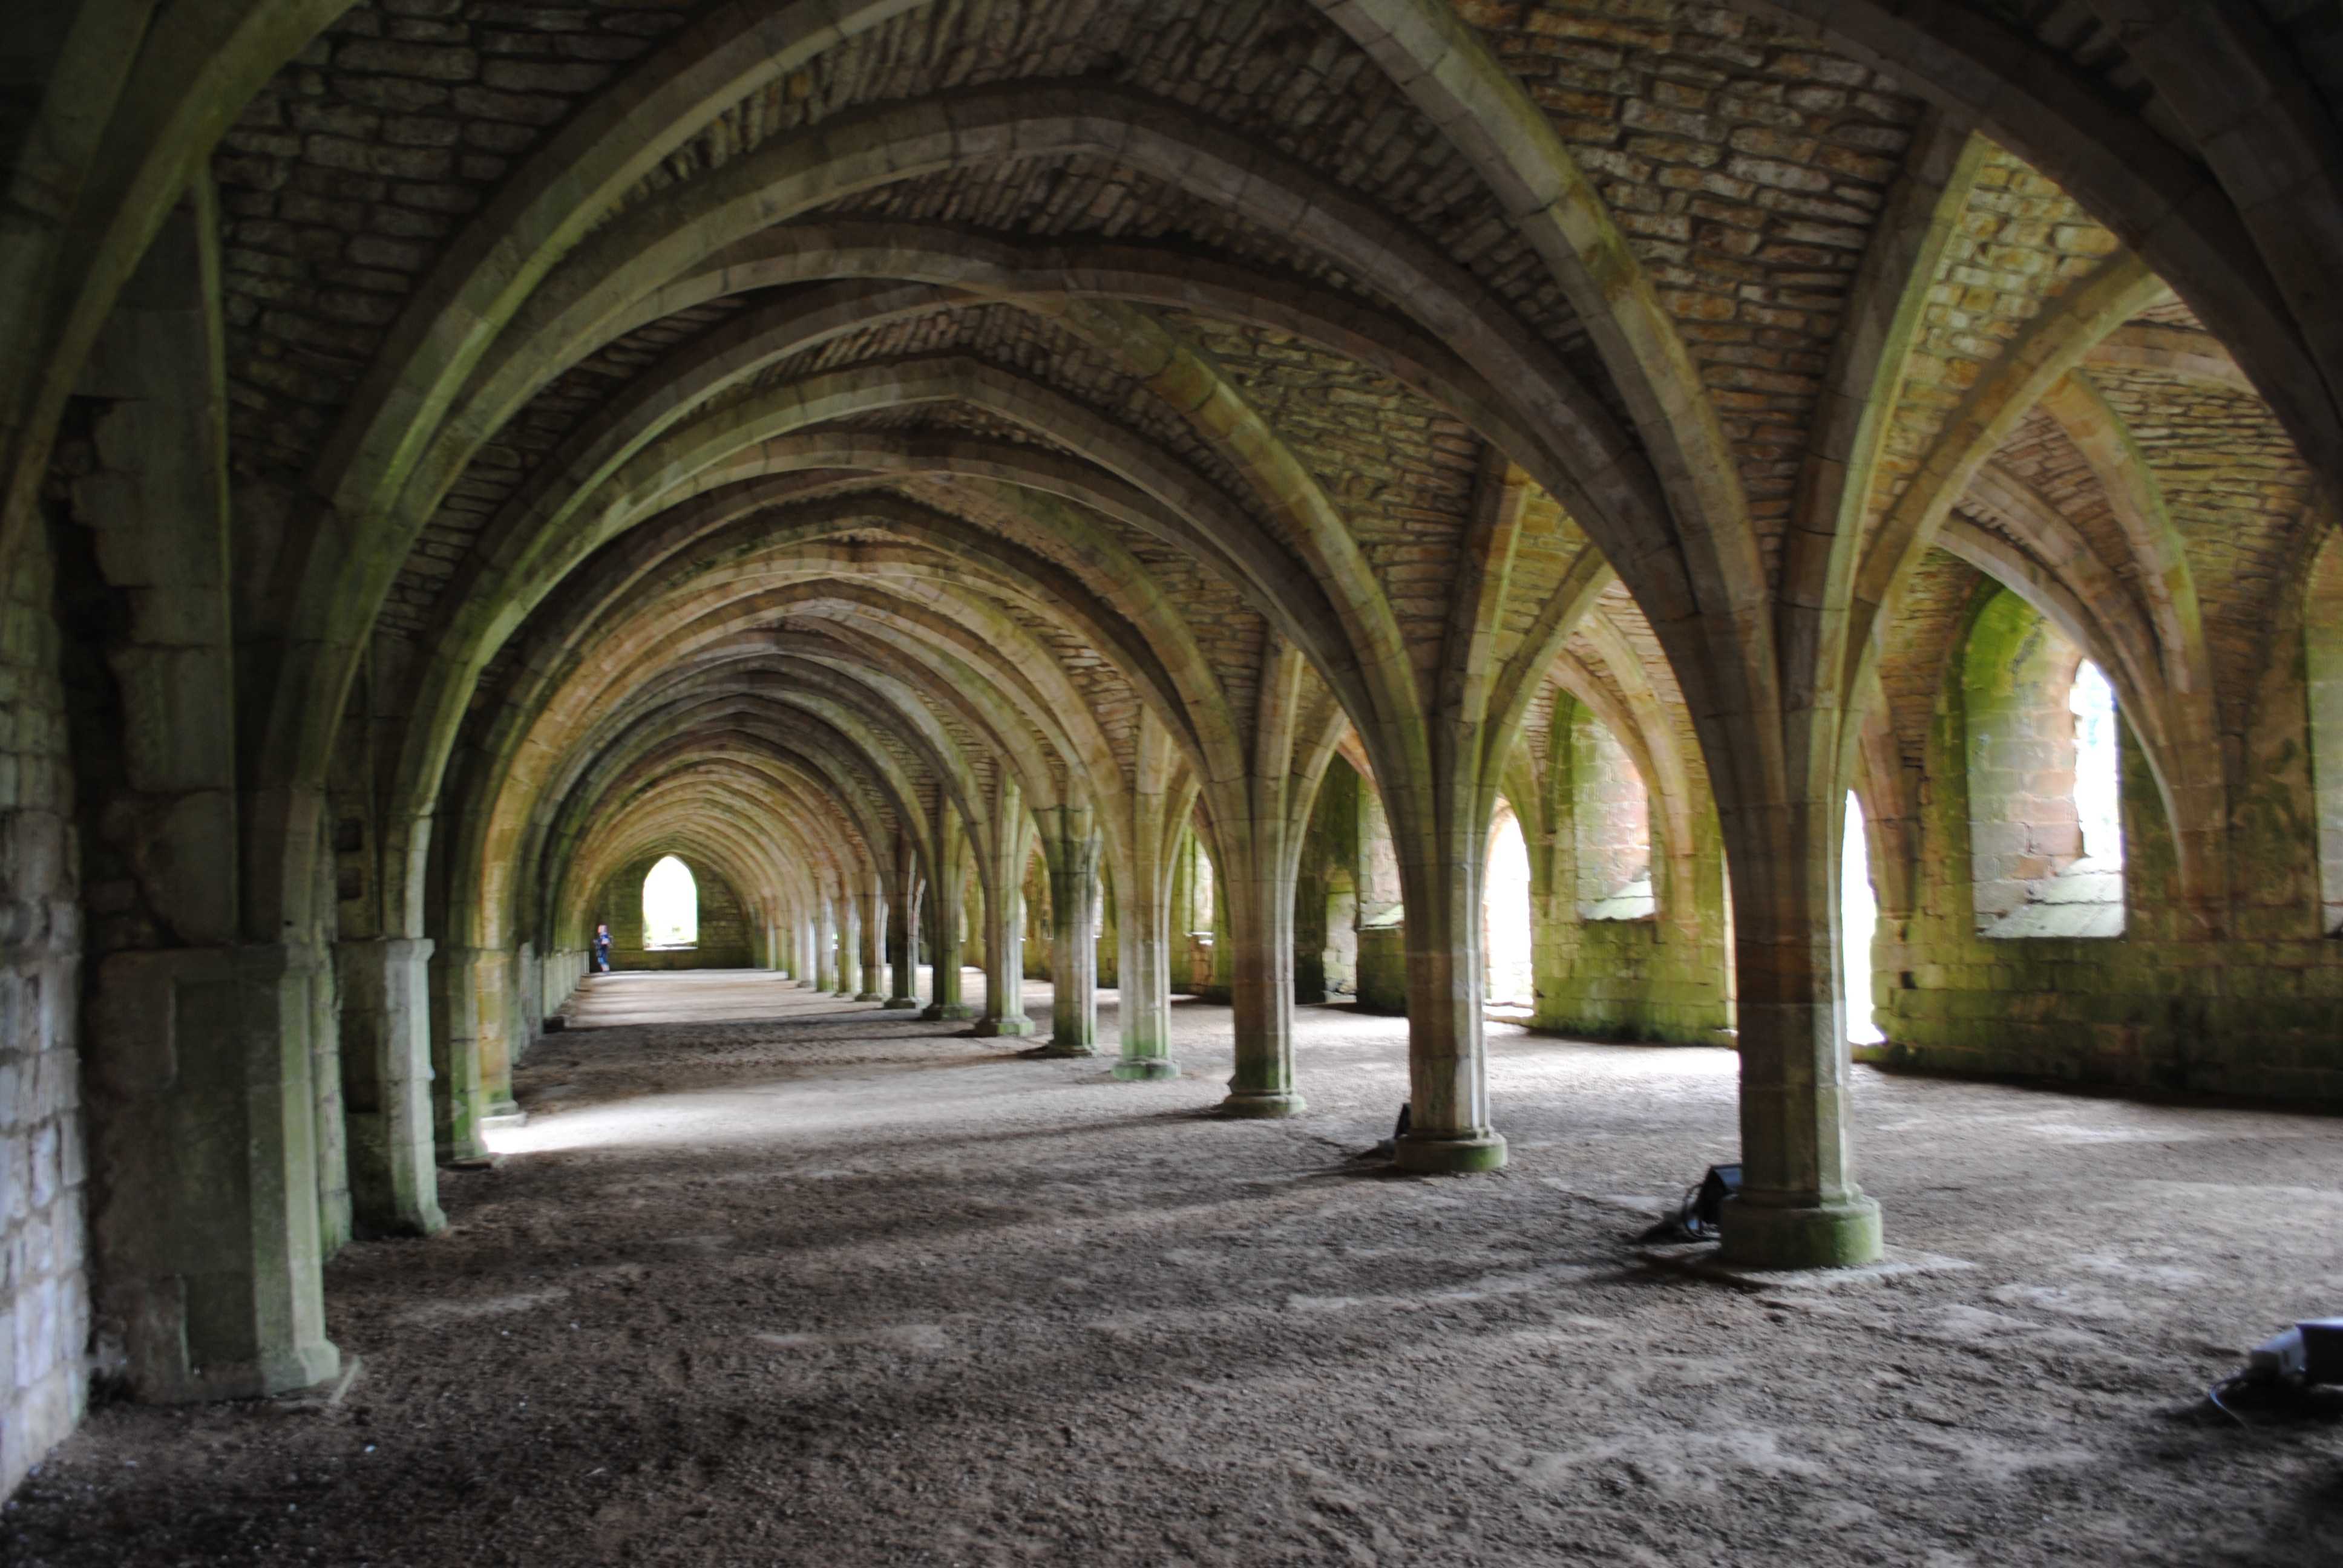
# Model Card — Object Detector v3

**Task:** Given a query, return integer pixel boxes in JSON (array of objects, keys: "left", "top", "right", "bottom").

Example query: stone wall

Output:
[
  {"left": 1572, "top": 717, "right": 1651, "bottom": 911},
  {"left": 0, "top": 531, "right": 88, "bottom": 1497},
  {"left": 1530, "top": 901, "right": 1732, "bottom": 1044},
  {"left": 592, "top": 856, "right": 752, "bottom": 970},
  {"left": 1295, "top": 762, "right": 1403, "bottom": 1007},
  {"left": 1527, "top": 697, "right": 1732, "bottom": 1044},
  {"left": 1355, "top": 927, "right": 1409, "bottom": 1016},
  {"left": 1873, "top": 593, "right": 2343, "bottom": 1102}
]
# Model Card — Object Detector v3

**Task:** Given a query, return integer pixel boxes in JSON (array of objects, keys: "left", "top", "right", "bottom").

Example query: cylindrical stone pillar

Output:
[
  {"left": 1112, "top": 871, "right": 1178, "bottom": 1079},
  {"left": 795, "top": 914, "right": 818, "bottom": 988},
  {"left": 1220, "top": 854, "right": 1303, "bottom": 1117},
  {"left": 1718, "top": 802, "right": 1882, "bottom": 1268},
  {"left": 884, "top": 886, "right": 920, "bottom": 1008},
  {"left": 855, "top": 889, "right": 885, "bottom": 1001},
  {"left": 814, "top": 903, "right": 838, "bottom": 993},
  {"left": 1390, "top": 832, "right": 1505, "bottom": 1172},
  {"left": 833, "top": 895, "right": 856, "bottom": 998},
  {"left": 972, "top": 872, "right": 1032, "bottom": 1037},
  {"left": 1038, "top": 822, "right": 1099, "bottom": 1057},
  {"left": 428, "top": 944, "right": 491, "bottom": 1163}
]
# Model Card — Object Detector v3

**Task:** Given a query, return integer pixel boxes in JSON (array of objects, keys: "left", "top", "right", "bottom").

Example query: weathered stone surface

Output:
[
  {"left": 0, "top": 532, "right": 88, "bottom": 1503},
  {"left": 16, "top": 0, "right": 2343, "bottom": 1504}
]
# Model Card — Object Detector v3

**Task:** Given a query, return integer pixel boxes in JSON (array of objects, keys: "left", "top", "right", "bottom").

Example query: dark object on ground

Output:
[{"left": 1639, "top": 1163, "right": 1742, "bottom": 1244}]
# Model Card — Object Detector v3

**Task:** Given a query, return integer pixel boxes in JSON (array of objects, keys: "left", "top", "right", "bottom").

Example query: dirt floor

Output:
[{"left": 6, "top": 970, "right": 2341, "bottom": 1566}]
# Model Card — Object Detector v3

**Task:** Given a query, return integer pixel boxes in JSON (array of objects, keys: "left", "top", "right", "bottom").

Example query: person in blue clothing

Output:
[{"left": 591, "top": 922, "right": 613, "bottom": 973}]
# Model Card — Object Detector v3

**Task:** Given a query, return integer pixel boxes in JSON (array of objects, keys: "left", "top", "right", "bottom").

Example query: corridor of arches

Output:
[{"left": 5, "top": 0, "right": 2343, "bottom": 1558}]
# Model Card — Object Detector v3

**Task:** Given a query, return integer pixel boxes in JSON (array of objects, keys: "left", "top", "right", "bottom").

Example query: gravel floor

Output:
[{"left": 6, "top": 970, "right": 2340, "bottom": 1566}]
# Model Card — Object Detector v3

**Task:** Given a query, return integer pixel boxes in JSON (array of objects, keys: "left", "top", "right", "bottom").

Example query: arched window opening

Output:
[
  {"left": 1841, "top": 792, "right": 1883, "bottom": 1045},
  {"left": 643, "top": 855, "right": 699, "bottom": 949},
  {"left": 1575, "top": 711, "right": 1655, "bottom": 921},
  {"left": 2309, "top": 534, "right": 2343, "bottom": 933},
  {"left": 2070, "top": 660, "right": 2123, "bottom": 871},
  {"left": 1188, "top": 837, "right": 1216, "bottom": 935},
  {"left": 1964, "top": 590, "right": 2123, "bottom": 938},
  {"left": 1483, "top": 808, "right": 1535, "bottom": 1007}
]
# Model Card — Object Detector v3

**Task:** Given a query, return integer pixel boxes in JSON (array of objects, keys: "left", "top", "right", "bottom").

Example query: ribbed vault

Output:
[{"left": 10, "top": 3, "right": 2343, "bottom": 1473}]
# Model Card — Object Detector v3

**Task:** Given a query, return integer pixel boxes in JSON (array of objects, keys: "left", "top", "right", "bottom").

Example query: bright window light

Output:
[
  {"left": 2070, "top": 661, "right": 2123, "bottom": 867},
  {"left": 1841, "top": 792, "right": 1882, "bottom": 1045},
  {"left": 643, "top": 855, "right": 699, "bottom": 949},
  {"left": 1484, "top": 810, "right": 1533, "bottom": 1007}
]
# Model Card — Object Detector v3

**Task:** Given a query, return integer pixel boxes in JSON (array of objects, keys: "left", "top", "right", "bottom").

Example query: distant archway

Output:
[
  {"left": 643, "top": 855, "right": 700, "bottom": 949},
  {"left": 1484, "top": 806, "right": 1533, "bottom": 1008}
]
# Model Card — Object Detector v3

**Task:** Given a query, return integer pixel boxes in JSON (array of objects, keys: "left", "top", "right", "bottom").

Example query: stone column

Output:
[
  {"left": 1719, "top": 804, "right": 1881, "bottom": 1268},
  {"left": 1035, "top": 807, "right": 1099, "bottom": 1057},
  {"left": 90, "top": 943, "right": 342, "bottom": 1400},
  {"left": 307, "top": 942, "right": 350, "bottom": 1257},
  {"left": 1391, "top": 830, "right": 1505, "bottom": 1171},
  {"left": 813, "top": 900, "right": 837, "bottom": 993},
  {"left": 335, "top": 936, "right": 447, "bottom": 1235},
  {"left": 884, "top": 882, "right": 920, "bottom": 1008},
  {"left": 973, "top": 786, "right": 1034, "bottom": 1039},
  {"left": 832, "top": 893, "right": 856, "bottom": 998},
  {"left": 795, "top": 912, "right": 818, "bottom": 988},
  {"left": 64, "top": 188, "right": 341, "bottom": 1398},
  {"left": 922, "top": 890, "right": 971, "bottom": 1019},
  {"left": 1101, "top": 706, "right": 1191, "bottom": 1083},
  {"left": 1112, "top": 865, "right": 1178, "bottom": 1079},
  {"left": 428, "top": 944, "right": 491, "bottom": 1163},
  {"left": 1219, "top": 838, "right": 1304, "bottom": 1117},
  {"left": 922, "top": 805, "right": 977, "bottom": 1021},
  {"left": 854, "top": 889, "right": 885, "bottom": 1001},
  {"left": 474, "top": 947, "right": 522, "bottom": 1125}
]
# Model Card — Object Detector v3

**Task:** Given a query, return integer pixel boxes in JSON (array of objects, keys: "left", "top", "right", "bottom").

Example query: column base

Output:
[
  {"left": 833, "top": 988, "right": 855, "bottom": 999},
  {"left": 1217, "top": 1088, "right": 1306, "bottom": 1118},
  {"left": 921, "top": 1002, "right": 980, "bottom": 1021},
  {"left": 1031, "top": 1040, "right": 1095, "bottom": 1058},
  {"left": 355, "top": 1198, "right": 448, "bottom": 1240},
  {"left": 1112, "top": 1057, "right": 1181, "bottom": 1081},
  {"left": 437, "top": 1133, "right": 490, "bottom": 1165},
  {"left": 853, "top": 991, "right": 884, "bottom": 1002},
  {"left": 1394, "top": 1131, "right": 1509, "bottom": 1173},
  {"left": 180, "top": 1339, "right": 344, "bottom": 1405},
  {"left": 1719, "top": 1193, "right": 1883, "bottom": 1269},
  {"left": 971, "top": 1016, "right": 1034, "bottom": 1038},
  {"left": 881, "top": 998, "right": 920, "bottom": 1010}
]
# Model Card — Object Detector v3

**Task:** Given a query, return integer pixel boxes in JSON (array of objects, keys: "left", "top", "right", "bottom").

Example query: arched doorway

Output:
[
  {"left": 643, "top": 855, "right": 699, "bottom": 949},
  {"left": 1483, "top": 806, "right": 1533, "bottom": 1008}
]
